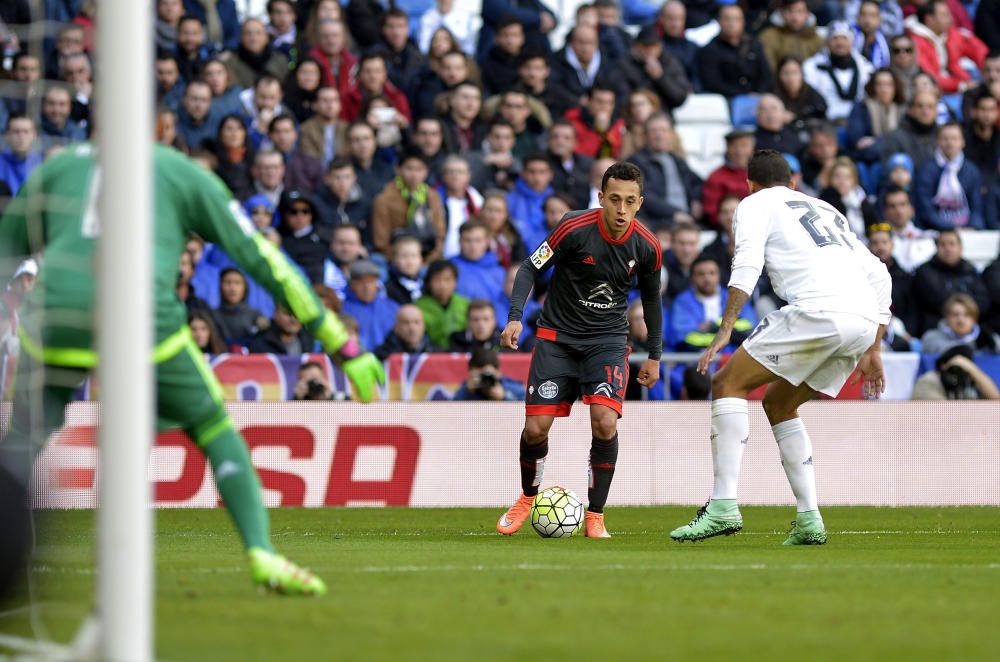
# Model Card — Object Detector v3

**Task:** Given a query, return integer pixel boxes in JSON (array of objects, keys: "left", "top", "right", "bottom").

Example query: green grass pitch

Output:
[{"left": 2, "top": 507, "right": 999, "bottom": 661}]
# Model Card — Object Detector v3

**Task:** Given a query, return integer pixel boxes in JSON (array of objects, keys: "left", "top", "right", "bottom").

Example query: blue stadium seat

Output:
[
  {"left": 729, "top": 94, "right": 760, "bottom": 128},
  {"left": 943, "top": 94, "right": 964, "bottom": 122}
]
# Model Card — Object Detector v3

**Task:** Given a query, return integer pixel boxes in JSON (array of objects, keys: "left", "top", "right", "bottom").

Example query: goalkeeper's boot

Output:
[
  {"left": 782, "top": 511, "right": 828, "bottom": 546},
  {"left": 584, "top": 511, "right": 611, "bottom": 538},
  {"left": 248, "top": 548, "right": 328, "bottom": 596},
  {"left": 496, "top": 493, "right": 535, "bottom": 535},
  {"left": 669, "top": 500, "right": 743, "bottom": 542}
]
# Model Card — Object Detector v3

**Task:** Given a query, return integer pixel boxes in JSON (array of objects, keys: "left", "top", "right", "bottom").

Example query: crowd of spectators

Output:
[{"left": 3, "top": 0, "right": 1000, "bottom": 400}]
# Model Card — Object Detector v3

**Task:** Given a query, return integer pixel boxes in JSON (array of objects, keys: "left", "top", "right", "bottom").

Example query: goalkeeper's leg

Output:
[{"left": 158, "top": 338, "right": 326, "bottom": 595}]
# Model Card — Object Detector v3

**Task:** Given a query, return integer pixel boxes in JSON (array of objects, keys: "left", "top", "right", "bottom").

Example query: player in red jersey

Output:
[{"left": 496, "top": 161, "right": 663, "bottom": 538}]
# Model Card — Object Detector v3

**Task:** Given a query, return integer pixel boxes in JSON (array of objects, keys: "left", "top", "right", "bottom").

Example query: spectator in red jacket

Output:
[
  {"left": 701, "top": 129, "right": 754, "bottom": 228},
  {"left": 308, "top": 19, "right": 356, "bottom": 99},
  {"left": 905, "top": 0, "right": 987, "bottom": 94},
  {"left": 341, "top": 51, "right": 412, "bottom": 124},
  {"left": 563, "top": 82, "right": 626, "bottom": 159}
]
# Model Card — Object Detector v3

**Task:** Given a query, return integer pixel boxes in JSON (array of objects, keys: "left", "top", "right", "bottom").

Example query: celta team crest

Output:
[{"left": 538, "top": 380, "right": 559, "bottom": 399}]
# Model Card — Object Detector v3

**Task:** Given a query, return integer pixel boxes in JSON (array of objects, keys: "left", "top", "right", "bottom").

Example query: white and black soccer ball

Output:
[{"left": 530, "top": 487, "right": 584, "bottom": 538}]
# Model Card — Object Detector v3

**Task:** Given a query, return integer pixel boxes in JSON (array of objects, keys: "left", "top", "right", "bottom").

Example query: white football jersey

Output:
[{"left": 729, "top": 185, "right": 892, "bottom": 324}]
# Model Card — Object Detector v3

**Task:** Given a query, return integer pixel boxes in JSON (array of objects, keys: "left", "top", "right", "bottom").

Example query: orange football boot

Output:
[
  {"left": 584, "top": 511, "right": 611, "bottom": 538},
  {"left": 496, "top": 493, "right": 535, "bottom": 535}
]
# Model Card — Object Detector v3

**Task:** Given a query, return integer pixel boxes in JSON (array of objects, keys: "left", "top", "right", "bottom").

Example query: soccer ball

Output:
[{"left": 530, "top": 487, "right": 584, "bottom": 538}]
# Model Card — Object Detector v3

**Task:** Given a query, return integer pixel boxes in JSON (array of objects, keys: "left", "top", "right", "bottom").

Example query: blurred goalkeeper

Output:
[{"left": 0, "top": 144, "right": 385, "bottom": 597}]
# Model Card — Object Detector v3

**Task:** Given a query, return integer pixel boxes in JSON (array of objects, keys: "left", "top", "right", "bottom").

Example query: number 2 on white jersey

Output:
[{"left": 786, "top": 200, "right": 857, "bottom": 250}]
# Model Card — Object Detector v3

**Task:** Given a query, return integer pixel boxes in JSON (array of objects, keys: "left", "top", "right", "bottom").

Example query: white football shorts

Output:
[{"left": 742, "top": 306, "right": 879, "bottom": 397}]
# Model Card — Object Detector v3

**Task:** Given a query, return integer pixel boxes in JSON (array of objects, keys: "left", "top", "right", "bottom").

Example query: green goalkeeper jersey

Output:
[{"left": 0, "top": 143, "right": 349, "bottom": 361}]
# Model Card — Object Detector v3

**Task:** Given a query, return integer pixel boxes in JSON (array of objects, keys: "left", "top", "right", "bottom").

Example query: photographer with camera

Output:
[
  {"left": 453, "top": 348, "right": 524, "bottom": 401},
  {"left": 293, "top": 361, "right": 334, "bottom": 400},
  {"left": 912, "top": 345, "right": 1000, "bottom": 400}
]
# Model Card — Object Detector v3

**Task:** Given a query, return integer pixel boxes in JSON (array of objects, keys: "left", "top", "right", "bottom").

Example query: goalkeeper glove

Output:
[{"left": 340, "top": 352, "right": 385, "bottom": 403}]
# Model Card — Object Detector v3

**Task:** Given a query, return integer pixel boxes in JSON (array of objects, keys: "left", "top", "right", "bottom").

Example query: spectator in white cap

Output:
[{"left": 803, "top": 20, "right": 875, "bottom": 123}]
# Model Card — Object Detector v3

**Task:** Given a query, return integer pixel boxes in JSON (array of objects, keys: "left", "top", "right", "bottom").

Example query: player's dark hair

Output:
[
  {"left": 469, "top": 348, "right": 501, "bottom": 370},
  {"left": 748, "top": 149, "right": 792, "bottom": 187},
  {"left": 601, "top": 161, "right": 644, "bottom": 194},
  {"left": 424, "top": 259, "right": 458, "bottom": 292}
]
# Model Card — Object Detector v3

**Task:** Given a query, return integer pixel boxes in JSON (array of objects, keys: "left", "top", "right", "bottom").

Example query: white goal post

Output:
[{"left": 95, "top": 0, "right": 154, "bottom": 659}]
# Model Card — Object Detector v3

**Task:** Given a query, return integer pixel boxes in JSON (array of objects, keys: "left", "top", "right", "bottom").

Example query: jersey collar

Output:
[{"left": 597, "top": 215, "right": 635, "bottom": 245}]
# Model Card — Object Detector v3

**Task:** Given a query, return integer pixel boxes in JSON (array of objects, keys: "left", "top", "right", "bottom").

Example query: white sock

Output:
[
  {"left": 710, "top": 398, "right": 749, "bottom": 501},
  {"left": 772, "top": 418, "right": 819, "bottom": 514}
]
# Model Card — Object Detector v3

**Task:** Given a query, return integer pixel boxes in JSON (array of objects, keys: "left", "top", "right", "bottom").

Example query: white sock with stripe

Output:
[
  {"left": 710, "top": 398, "right": 749, "bottom": 502},
  {"left": 772, "top": 418, "right": 819, "bottom": 514}
]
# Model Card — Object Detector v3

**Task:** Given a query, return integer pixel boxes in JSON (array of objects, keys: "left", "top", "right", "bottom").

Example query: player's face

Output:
[
  {"left": 598, "top": 178, "right": 644, "bottom": 237},
  {"left": 945, "top": 302, "right": 975, "bottom": 336},
  {"left": 691, "top": 261, "right": 720, "bottom": 296},
  {"left": 460, "top": 227, "right": 488, "bottom": 261},
  {"left": 221, "top": 272, "right": 247, "bottom": 304}
]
